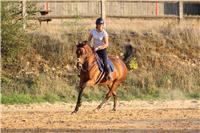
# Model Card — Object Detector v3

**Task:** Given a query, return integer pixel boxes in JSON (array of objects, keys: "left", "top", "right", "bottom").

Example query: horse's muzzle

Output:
[
  {"left": 77, "top": 64, "right": 82, "bottom": 70},
  {"left": 77, "top": 62, "right": 82, "bottom": 70},
  {"left": 77, "top": 58, "right": 84, "bottom": 71}
]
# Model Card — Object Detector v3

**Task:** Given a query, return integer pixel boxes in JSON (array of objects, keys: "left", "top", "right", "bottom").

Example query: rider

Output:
[{"left": 88, "top": 17, "right": 112, "bottom": 80}]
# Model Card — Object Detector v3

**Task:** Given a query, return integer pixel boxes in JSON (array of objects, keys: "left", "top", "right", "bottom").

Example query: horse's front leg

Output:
[
  {"left": 71, "top": 80, "right": 85, "bottom": 114},
  {"left": 72, "top": 87, "right": 84, "bottom": 114},
  {"left": 72, "top": 80, "right": 95, "bottom": 114}
]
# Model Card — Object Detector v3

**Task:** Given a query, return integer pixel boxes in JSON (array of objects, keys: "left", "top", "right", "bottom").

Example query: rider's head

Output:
[{"left": 96, "top": 17, "right": 104, "bottom": 31}]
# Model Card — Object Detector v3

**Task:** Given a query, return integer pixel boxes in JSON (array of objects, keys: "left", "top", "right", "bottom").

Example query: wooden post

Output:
[
  {"left": 22, "top": 0, "right": 26, "bottom": 29},
  {"left": 101, "top": 0, "right": 106, "bottom": 27},
  {"left": 101, "top": 0, "right": 105, "bottom": 19},
  {"left": 45, "top": 2, "right": 48, "bottom": 11},
  {"left": 179, "top": 0, "right": 183, "bottom": 19}
]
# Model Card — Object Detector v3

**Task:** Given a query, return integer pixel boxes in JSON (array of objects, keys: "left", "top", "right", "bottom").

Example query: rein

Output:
[{"left": 79, "top": 47, "right": 97, "bottom": 72}]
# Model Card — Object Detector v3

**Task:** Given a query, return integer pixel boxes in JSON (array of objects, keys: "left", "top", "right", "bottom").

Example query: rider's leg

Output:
[{"left": 96, "top": 49, "right": 111, "bottom": 80}]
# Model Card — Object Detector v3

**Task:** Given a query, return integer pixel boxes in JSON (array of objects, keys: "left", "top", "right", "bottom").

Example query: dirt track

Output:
[{"left": 1, "top": 100, "right": 200, "bottom": 132}]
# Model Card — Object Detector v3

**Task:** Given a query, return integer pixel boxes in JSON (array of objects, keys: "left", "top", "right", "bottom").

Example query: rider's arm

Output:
[
  {"left": 95, "top": 36, "right": 109, "bottom": 51},
  {"left": 88, "top": 32, "right": 92, "bottom": 43},
  {"left": 101, "top": 36, "right": 109, "bottom": 49}
]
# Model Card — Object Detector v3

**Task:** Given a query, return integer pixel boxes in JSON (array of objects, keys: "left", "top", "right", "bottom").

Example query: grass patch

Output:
[
  {"left": 1, "top": 93, "right": 44, "bottom": 104},
  {"left": 1, "top": 88, "right": 199, "bottom": 105},
  {"left": 43, "top": 93, "right": 61, "bottom": 103},
  {"left": 1, "top": 93, "right": 63, "bottom": 104},
  {"left": 186, "top": 92, "right": 200, "bottom": 99}
]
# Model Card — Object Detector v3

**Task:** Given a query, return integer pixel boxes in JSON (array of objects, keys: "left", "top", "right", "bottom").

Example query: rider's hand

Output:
[{"left": 94, "top": 47, "right": 100, "bottom": 51}]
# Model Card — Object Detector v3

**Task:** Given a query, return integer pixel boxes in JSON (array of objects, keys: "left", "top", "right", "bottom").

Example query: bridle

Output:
[
  {"left": 76, "top": 45, "right": 105, "bottom": 84},
  {"left": 77, "top": 47, "right": 97, "bottom": 72}
]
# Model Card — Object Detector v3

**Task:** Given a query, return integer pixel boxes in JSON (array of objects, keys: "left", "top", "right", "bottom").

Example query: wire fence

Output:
[{"left": 27, "top": 0, "right": 200, "bottom": 19}]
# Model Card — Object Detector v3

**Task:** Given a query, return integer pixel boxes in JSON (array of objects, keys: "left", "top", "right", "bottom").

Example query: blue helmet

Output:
[{"left": 96, "top": 17, "right": 104, "bottom": 25}]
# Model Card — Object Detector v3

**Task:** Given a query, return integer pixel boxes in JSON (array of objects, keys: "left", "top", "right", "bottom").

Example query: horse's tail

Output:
[{"left": 122, "top": 44, "right": 136, "bottom": 69}]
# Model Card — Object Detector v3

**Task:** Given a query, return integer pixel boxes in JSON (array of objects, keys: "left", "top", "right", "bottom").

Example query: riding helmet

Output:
[{"left": 96, "top": 17, "right": 104, "bottom": 25}]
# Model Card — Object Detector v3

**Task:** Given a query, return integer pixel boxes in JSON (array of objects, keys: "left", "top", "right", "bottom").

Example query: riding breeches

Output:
[{"left": 96, "top": 48, "right": 109, "bottom": 73}]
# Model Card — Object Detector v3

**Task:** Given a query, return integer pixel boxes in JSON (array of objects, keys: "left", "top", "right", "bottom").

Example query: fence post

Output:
[
  {"left": 179, "top": 0, "right": 183, "bottom": 19},
  {"left": 22, "top": 0, "right": 27, "bottom": 29},
  {"left": 101, "top": 0, "right": 106, "bottom": 24},
  {"left": 101, "top": 0, "right": 106, "bottom": 27},
  {"left": 156, "top": 0, "right": 158, "bottom": 16}
]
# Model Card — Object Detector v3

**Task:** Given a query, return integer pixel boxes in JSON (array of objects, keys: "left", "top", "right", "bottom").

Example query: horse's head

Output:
[{"left": 76, "top": 41, "right": 92, "bottom": 70}]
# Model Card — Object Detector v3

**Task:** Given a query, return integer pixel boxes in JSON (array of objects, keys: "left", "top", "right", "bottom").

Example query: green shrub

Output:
[{"left": 129, "top": 58, "right": 138, "bottom": 70}]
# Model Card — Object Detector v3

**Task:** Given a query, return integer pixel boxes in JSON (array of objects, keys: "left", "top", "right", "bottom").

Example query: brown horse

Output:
[{"left": 72, "top": 41, "right": 127, "bottom": 114}]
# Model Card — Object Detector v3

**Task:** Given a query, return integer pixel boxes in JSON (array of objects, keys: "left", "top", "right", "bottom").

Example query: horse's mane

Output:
[
  {"left": 77, "top": 41, "right": 88, "bottom": 48},
  {"left": 77, "top": 41, "right": 94, "bottom": 55}
]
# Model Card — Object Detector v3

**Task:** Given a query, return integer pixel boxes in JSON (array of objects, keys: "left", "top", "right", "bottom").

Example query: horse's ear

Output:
[
  {"left": 82, "top": 41, "right": 88, "bottom": 45},
  {"left": 76, "top": 41, "right": 82, "bottom": 47}
]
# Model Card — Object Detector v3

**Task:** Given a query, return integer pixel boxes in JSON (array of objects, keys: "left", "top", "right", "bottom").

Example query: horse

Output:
[{"left": 72, "top": 41, "right": 127, "bottom": 114}]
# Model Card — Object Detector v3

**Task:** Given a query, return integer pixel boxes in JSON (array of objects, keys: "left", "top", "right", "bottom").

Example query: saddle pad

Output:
[{"left": 96, "top": 57, "right": 114, "bottom": 72}]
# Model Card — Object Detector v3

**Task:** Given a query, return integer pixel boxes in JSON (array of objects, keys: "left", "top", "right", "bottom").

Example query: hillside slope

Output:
[{"left": 2, "top": 23, "right": 200, "bottom": 103}]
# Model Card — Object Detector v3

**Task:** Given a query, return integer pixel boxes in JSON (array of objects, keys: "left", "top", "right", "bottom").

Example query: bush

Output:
[{"left": 1, "top": 2, "right": 35, "bottom": 68}]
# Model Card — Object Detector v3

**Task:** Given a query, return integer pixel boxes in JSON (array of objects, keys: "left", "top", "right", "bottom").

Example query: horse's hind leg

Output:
[
  {"left": 95, "top": 81, "right": 119, "bottom": 111},
  {"left": 112, "top": 91, "right": 117, "bottom": 111},
  {"left": 111, "top": 81, "right": 121, "bottom": 111},
  {"left": 95, "top": 83, "right": 113, "bottom": 110},
  {"left": 96, "top": 90, "right": 112, "bottom": 110}
]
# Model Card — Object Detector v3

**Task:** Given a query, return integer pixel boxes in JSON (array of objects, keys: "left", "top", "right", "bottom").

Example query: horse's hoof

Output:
[
  {"left": 93, "top": 109, "right": 97, "bottom": 112},
  {"left": 71, "top": 110, "right": 78, "bottom": 115},
  {"left": 93, "top": 107, "right": 101, "bottom": 112},
  {"left": 93, "top": 108, "right": 99, "bottom": 112},
  {"left": 112, "top": 108, "right": 116, "bottom": 111}
]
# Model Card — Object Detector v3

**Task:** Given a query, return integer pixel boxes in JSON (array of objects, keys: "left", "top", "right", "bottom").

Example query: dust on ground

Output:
[{"left": 1, "top": 100, "right": 200, "bottom": 132}]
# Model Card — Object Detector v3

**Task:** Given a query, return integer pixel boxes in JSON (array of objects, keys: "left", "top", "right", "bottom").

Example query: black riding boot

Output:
[{"left": 104, "top": 65, "right": 112, "bottom": 80}]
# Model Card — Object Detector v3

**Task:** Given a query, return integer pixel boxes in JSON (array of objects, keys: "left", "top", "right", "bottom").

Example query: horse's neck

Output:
[
  {"left": 86, "top": 53, "right": 96, "bottom": 65},
  {"left": 84, "top": 46, "right": 96, "bottom": 65}
]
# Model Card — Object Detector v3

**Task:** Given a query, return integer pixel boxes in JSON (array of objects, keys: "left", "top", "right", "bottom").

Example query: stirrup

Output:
[{"left": 105, "top": 73, "right": 113, "bottom": 80}]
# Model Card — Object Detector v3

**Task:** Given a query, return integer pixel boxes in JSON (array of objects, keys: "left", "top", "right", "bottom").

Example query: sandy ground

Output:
[{"left": 1, "top": 100, "right": 200, "bottom": 132}]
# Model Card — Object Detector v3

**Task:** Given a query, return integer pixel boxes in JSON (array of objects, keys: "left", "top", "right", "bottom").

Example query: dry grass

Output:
[
  {"left": 27, "top": 18, "right": 200, "bottom": 90},
  {"left": 30, "top": 18, "right": 200, "bottom": 93},
  {"left": 2, "top": 18, "right": 200, "bottom": 104}
]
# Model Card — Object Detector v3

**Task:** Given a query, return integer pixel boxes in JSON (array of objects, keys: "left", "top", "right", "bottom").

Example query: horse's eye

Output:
[
  {"left": 76, "top": 49, "right": 83, "bottom": 55},
  {"left": 76, "top": 50, "right": 79, "bottom": 55}
]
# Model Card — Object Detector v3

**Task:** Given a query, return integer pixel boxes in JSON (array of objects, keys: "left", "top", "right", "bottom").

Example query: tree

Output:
[{"left": 1, "top": 1, "right": 35, "bottom": 67}]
